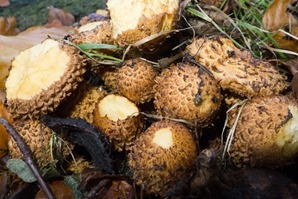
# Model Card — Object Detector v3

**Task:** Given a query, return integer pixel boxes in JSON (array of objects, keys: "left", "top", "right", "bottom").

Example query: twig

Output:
[{"left": 0, "top": 117, "right": 56, "bottom": 199}]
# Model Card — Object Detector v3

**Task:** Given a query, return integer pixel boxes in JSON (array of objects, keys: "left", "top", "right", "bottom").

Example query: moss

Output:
[{"left": 0, "top": 0, "right": 105, "bottom": 31}]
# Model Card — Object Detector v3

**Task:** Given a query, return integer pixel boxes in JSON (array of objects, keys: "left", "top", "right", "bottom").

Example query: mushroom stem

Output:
[{"left": 0, "top": 117, "right": 56, "bottom": 199}]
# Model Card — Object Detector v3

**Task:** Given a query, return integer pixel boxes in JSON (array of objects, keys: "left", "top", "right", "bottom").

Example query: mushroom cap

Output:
[
  {"left": 100, "top": 66, "right": 119, "bottom": 91},
  {"left": 68, "top": 84, "right": 107, "bottom": 123},
  {"left": 107, "top": 0, "right": 180, "bottom": 47},
  {"left": 187, "top": 37, "right": 288, "bottom": 98},
  {"left": 72, "top": 20, "right": 113, "bottom": 44},
  {"left": 229, "top": 95, "right": 298, "bottom": 168},
  {"left": 128, "top": 119, "right": 198, "bottom": 196},
  {"left": 93, "top": 94, "right": 144, "bottom": 151},
  {"left": 8, "top": 119, "right": 72, "bottom": 167},
  {"left": 5, "top": 38, "right": 86, "bottom": 120},
  {"left": 154, "top": 62, "right": 222, "bottom": 127},
  {"left": 117, "top": 58, "right": 158, "bottom": 104}
]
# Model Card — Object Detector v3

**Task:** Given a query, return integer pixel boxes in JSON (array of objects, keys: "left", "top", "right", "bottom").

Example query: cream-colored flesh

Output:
[
  {"left": 276, "top": 105, "right": 298, "bottom": 157},
  {"left": 107, "top": 0, "right": 179, "bottom": 38},
  {"left": 6, "top": 39, "right": 70, "bottom": 100},
  {"left": 78, "top": 21, "right": 103, "bottom": 33},
  {"left": 153, "top": 127, "right": 173, "bottom": 149},
  {"left": 98, "top": 94, "right": 139, "bottom": 121}
]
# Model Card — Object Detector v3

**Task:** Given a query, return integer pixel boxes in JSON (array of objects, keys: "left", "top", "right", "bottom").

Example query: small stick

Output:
[{"left": 0, "top": 117, "right": 56, "bottom": 199}]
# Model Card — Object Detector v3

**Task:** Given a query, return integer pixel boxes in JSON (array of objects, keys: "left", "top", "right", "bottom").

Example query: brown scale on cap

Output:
[
  {"left": 229, "top": 95, "right": 298, "bottom": 168},
  {"left": 8, "top": 119, "right": 72, "bottom": 167},
  {"left": 93, "top": 94, "right": 144, "bottom": 151},
  {"left": 71, "top": 20, "right": 114, "bottom": 44},
  {"left": 187, "top": 37, "right": 288, "bottom": 98},
  {"left": 154, "top": 62, "right": 222, "bottom": 127},
  {"left": 117, "top": 58, "right": 158, "bottom": 104},
  {"left": 67, "top": 84, "right": 107, "bottom": 124},
  {"left": 128, "top": 119, "right": 198, "bottom": 197},
  {"left": 5, "top": 38, "right": 86, "bottom": 120}
]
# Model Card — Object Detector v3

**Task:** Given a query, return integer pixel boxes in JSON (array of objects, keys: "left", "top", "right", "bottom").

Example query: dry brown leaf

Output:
[
  {"left": 281, "top": 59, "right": 298, "bottom": 99},
  {"left": 0, "top": 17, "right": 20, "bottom": 36},
  {"left": 262, "top": 0, "right": 298, "bottom": 52},
  {"left": 263, "top": 0, "right": 297, "bottom": 31},
  {"left": 35, "top": 180, "right": 74, "bottom": 199},
  {"left": 0, "top": 0, "right": 9, "bottom": 7},
  {"left": 48, "top": 6, "right": 75, "bottom": 27},
  {"left": 0, "top": 100, "right": 12, "bottom": 158},
  {"left": 292, "top": 72, "right": 298, "bottom": 99}
]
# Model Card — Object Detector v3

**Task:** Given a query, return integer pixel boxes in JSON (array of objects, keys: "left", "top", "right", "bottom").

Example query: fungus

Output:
[
  {"left": 229, "top": 95, "right": 298, "bottom": 168},
  {"left": 8, "top": 119, "right": 71, "bottom": 167},
  {"left": 154, "top": 62, "right": 222, "bottom": 127},
  {"left": 5, "top": 38, "right": 86, "bottom": 120},
  {"left": 93, "top": 94, "right": 144, "bottom": 151},
  {"left": 186, "top": 37, "right": 288, "bottom": 98},
  {"left": 128, "top": 119, "right": 197, "bottom": 196},
  {"left": 107, "top": 0, "right": 180, "bottom": 47},
  {"left": 117, "top": 58, "right": 158, "bottom": 104}
]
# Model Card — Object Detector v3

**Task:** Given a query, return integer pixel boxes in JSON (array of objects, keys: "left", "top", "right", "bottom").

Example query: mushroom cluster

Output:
[{"left": 1, "top": 0, "right": 297, "bottom": 198}]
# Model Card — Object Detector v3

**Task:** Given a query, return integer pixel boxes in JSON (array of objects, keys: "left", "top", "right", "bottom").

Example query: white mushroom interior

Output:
[
  {"left": 276, "top": 105, "right": 298, "bottom": 157},
  {"left": 107, "top": 0, "right": 179, "bottom": 38},
  {"left": 6, "top": 39, "right": 70, "bottom": 100},
  {"left": 153, "top": 127, "right": 173, "bottom": 149},
  {"left": 98, "top": 94, "right": 139, "bottom": 121}
]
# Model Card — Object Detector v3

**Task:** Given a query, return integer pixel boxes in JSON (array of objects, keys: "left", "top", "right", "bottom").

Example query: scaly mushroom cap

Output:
[
  {"left": 93, "top": 94, "right": 144, "bottom": 151},
  {"left": 100, "top": 66, "right": 119, "bottom": 91},
  {"left": 154, "top": 62, "right": 222, "bottom": 127},
  {"left": 8, "top": 119, "right": 72, "bottom": 167},
  {"left": 186, "top": 37, "right": 288, "bottom": 98},
  {"left": 72, "top": 20, "right": 113, "bottom": 44},
  {"left": 128, "top": 119, "right": 198, "bottom": 196},
  {"left": 5, "top": 38, "right": 86, "bottom": 120},
  {"left": 117, "top": 58, "right": 158, "bottom": 104},
  {"left": 229, "top": 95, "right": 298, "bottom": 168},
  {"left": 68, "top": 84, "right": 107, "bottom": 123},
  {"left": 107, "top": 0, "right": 180, "bottom": 47}
]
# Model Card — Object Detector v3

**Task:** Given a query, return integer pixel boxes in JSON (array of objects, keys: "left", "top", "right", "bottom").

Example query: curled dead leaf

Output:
[
  {"left": 262, "top": 0, "right": 298, "bottom": 52},
  {"left": 263, "top": 0, "right": 297, "bottom": 31},
  {"left": 48, "top": 6, "right": 75, "bottom": 27},
  {"left": 0, "top": 0, "right": 9, "bottom": 7},
  {"left": 35, "top": 180, "right": 74, "bottom": 199},
  {"left": 0, "top": 17, "right": 20, "bottom": 36}
]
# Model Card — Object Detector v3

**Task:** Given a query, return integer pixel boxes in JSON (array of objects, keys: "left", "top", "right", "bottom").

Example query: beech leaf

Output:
[{"left": 6, "top": 159, "right": 37, "bottom": 183}]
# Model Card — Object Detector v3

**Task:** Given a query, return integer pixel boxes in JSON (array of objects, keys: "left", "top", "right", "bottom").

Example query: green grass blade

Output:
[{"left": 77, "top": 43, "right": 122, "bottom": 51}]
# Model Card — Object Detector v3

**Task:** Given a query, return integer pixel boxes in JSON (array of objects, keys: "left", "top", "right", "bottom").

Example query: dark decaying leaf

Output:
[
  {"left": 35, "top": 180, "right": 75, "bottom": 199},
  {"left": 207, "top": 168, "right": 298, "bottom": 199},
  {"left": 79, "top": 168, "right": 134, "bottom": 199},
  {"left": 64, "top": 175, "right": 83, "bottom": 199},
  {"left": 9, "top": 183, "right": 39, "bottom": 199},
  {"left": 281, "top": 59, "right": 298, "bottom": 99},
  {"left": 40, "top": 115, "right": 114, "bottom": 174},
  {"left": 292, "top": 72, "right": 298, "bottom": 99}
]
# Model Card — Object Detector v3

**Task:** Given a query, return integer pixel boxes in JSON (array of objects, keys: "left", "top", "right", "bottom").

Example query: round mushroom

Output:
[
  {"left": 228, "top": 95, "right": 298, "bottom": 168},
  {"left": 93, "top": 94, "right": 144, "bottom": 151},
  {"left": 5, "top": 38, "right": 86, "bottom": 120},
  {"left": 186, "top": 37, "right": 288, "bottom": 98},
  {"left": 117, "top": 58, "right": 158, "bottom": 104},
  {"left": 154, "top": 62, "right": 222, "bottom": 127},
  {"left": 128, "top": 119, "right": 198, "bottom": 197}
]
